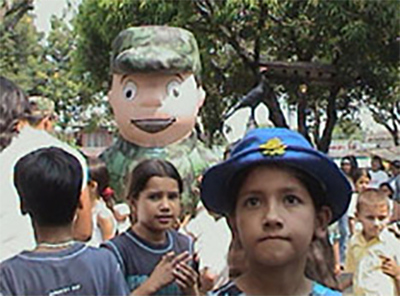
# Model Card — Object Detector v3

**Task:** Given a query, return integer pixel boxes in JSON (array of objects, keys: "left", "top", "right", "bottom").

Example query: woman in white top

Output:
[{"left": 369, "top": 155, "right": 389, "bottom": 188}]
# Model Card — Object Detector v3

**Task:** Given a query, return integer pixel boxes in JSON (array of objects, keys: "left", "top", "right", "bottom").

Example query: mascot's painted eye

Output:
[
  {"left": 123, "top": 81, "right": 137, "bottom": 101},
  {"left": 166, "top": 80, "right": 181, "bottom": 98}
]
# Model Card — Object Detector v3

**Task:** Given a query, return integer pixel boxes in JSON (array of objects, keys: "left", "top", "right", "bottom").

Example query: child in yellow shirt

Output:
[{"left": 345, "top": 189, "right": 400, "bottom": 296}]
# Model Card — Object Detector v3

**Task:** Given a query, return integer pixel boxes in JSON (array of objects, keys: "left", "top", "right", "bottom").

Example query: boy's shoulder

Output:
[
  {"left": 208, "top": 281, "right": 341, "bottom": 296},
  {"left": 0, "top": 243, "right": 117, "bottom": 270},
  {"left": 0, "top": 243, "right": 125, "bottom": 295}
]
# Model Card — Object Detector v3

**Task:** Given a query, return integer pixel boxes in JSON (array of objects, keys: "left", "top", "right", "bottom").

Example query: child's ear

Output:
[
  {"left": 88, "top": 180, "right": 98, "bottom": 193},
  {"left": 314, "top": 206, "right": 332, "bottom": 239}
]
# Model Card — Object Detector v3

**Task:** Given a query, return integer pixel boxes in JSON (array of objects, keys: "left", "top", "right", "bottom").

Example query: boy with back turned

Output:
[{"left": 0, "top": 147, "right": 129, "bottom": 295}]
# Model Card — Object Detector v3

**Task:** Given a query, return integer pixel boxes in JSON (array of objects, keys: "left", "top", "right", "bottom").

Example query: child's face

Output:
[
  {"left": 355, "top": 176, "right": 370, "bottom": 193},
  {"left": 379, "top": 185, "right": 392, "bottom": 198},
  {"left": 356, "top": 202, "right": 389, "bottom": 241},
  {"left": 133, "top": 176, "right": 181, "bottom": 232},
  {"left": 340, "top": 162, "right": 351, "bottom": 175},
  {"left": 230, "top": 166, "right": 330, "bottom": 268}
]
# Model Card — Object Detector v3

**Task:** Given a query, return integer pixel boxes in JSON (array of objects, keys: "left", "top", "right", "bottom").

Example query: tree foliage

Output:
[
  {"left": 0, "top": 0, "right": 46, "bottom": 93},
  {"left": 73, "top": 0, "right": 399, "bottom": 150},
  {"left": 4, "top": 0, "right": 397, "bottom": 150}
]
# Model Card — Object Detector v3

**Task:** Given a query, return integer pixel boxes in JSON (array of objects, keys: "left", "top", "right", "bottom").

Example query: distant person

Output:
[
  {"left": 0, "top": 147, "right": 129, "bottom": 295},
  {"left": 338, "top": 155, "right": 359, "bottom": 264},
  {"left": 389, "top": 160, "right": 400, "bottom": 202},
  {"left": 201, "top": 128, "right": 351, "bottom": 295},
  {"left": 0, "top": 76, "right": 91, "bottom": 262},
  {"left": 344, "top": 189, "right": 400, "bottom": 296},
  {"left": 87, "top": 157, "right": 117, "bottom": 247},
  {"left": 347, "top": 168, "right": 371, "bottom": 235},
  {"left": 27, "top": 96, "right": 57, "bottom": 132},
  {"left": 340, "top": 155, "right": 358, "bottom": 189},
  {"left": 102, "top": 159, "right": 198, "bottom": 295},
  {"left": 369, "top": 155, "right": 389, "bottom": 189}
]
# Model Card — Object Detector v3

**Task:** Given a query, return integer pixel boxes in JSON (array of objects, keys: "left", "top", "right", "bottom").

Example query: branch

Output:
[
  {"left": 262, "top": 78, "right": 289, "bottom": 128},
  {"left": 296, "top": 91, "right": 312, "bottom": 143},
  {"left": 3, "top": 0, "right": 33, "bottom": 31},
  {"left": 253, "top": 0, "right": 268, "bottom": 63},
  {"left": 193, "top": 0, "right": 256, "bottom": 73},
  {"left": 313, "top": 101, "right": 320, "bottom": 147}
]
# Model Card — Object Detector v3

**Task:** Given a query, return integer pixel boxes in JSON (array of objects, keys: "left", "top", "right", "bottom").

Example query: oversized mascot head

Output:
[{"left": 108, "top": 26, "right": 205, "bottom": 147}]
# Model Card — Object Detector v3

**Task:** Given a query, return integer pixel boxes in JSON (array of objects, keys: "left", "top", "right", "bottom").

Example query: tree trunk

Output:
[
  {"left": 263, "top": 80, "right": 289, "bottom": 128},
  {"left": 297, "top": 92, "right": 312, "bottom": 143},
  {"left": 317, "top": 86, "right": 340, "bottom": 153}
]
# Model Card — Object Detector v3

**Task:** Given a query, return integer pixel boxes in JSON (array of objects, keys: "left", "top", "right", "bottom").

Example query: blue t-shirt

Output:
[
  {"left": 209, "top": 280, "right": 341, "bottom": 296},
  {"left": 0, "top": 242, "right": 129, "bottom": 296},
  {"left": 102, "top": 228, "right": 193, "bottom": 295}
]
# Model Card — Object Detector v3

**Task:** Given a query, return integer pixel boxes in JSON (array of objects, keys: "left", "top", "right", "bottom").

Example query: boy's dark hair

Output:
[
  {"left": 88, "top": 157, "right": 111, "bottom": 198},
  {"left": 0, "top": 76, "right": 31, "bottom": 151},
  {"left": 228, "top": 162, "right": 327, "bottom": 216},
  {"left": 126, "top": 159, "right": 183, "bottom": 200},
  {"left": 14, "top": 147, "right": 83, "bottom": 227}
]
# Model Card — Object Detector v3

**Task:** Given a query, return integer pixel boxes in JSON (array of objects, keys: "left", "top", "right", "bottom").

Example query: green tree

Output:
[
  {"left": 73, "top": 0, "right": 400, "bottom": 151},
  {"left": 0, "top": 0, "right": 47, "bottom": 93}
]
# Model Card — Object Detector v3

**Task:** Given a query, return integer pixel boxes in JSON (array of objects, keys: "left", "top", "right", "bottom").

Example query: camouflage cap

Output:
[
  {"left": 29, "top": 96, "right": 55, "bottom": 118},
  {"left": 110, "top": 26, "right": 202, "bottom": 79}
]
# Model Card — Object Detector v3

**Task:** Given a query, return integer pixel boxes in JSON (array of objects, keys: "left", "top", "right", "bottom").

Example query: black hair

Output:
[
  {"left": 87, "top": 157, "right": 111, "bottom": 198},
  {"left": 14, "top": 147, "right": 83, "bottom": 227},
  {"left": 228, "top": 162, "right": 327, "bottom": 215},
  {"left": 126, "top": 159, "right": 183, "bottom": 200},
  {"left": 0, "top": 76, "right": 31, "bottom": 151},
  {"left": 340, "top": 155, "right": 359, "bottom": 180},
  {"left": 371, "top": 155, "right": 385, "bottom": 170},
  {"left": 379, "top": 182, "right": 394, "bottom": 198}
]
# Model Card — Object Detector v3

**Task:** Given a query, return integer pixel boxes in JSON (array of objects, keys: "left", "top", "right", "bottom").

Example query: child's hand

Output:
[
  {"left": 380, "top": 255, "right": 400, "bottom": 280},
  {"left": 147, "top": 251, "right": 191, "bottom": 291},
  {"left": 199, "top": 267, "right": 216, "bottom": 294},
  {"left": 173, "top": 261, "right": 199, "bottom": 295}
]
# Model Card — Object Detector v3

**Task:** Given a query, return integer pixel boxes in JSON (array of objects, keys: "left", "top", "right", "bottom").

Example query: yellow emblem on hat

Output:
[{"left": 259, "top": 137, "right": 286, "bottom": 156}]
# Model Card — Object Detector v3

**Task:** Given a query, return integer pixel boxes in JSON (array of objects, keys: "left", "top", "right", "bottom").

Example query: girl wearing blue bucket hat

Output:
[{"left": 201, "top": 128, "right": 352, "bottom": 296}]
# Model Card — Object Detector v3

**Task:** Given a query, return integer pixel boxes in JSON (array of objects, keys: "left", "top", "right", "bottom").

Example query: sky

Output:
[{"left": 33, "top": 0, "right": 78, "bottom": 34}]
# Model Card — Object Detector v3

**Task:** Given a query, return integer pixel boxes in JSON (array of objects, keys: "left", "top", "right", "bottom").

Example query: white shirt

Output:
[
  {"left": 369, "top": 170, "right": 389, "bottom": 189},
  {"left": 185, "top": 206, "right": 232, "bottom": 289},
  {"left": 87, "top": 199, "right": 117, "bottom": 247},
  {"left": 0, "top": 126, "right": 88, "bottom": 262}
]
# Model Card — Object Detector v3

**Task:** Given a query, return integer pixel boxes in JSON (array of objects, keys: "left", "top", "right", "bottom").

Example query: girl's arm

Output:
[
  {"left": 97, "top": 214, "right": 116, "bottom": 241},
  {"left": 332, "top": 240, "right": 341, "bottom": 275},
  {"left": 348, "top": 217, "right": 355, "bottom": 236}
]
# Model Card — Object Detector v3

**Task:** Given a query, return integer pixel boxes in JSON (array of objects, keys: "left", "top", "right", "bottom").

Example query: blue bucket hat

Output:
[{"left": 201, "top": 128, "right": 351, "bottom": 223}]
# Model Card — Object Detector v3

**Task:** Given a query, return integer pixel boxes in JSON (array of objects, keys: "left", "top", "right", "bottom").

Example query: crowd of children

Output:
[{"left": 1, "top": 75, "right": 400, "bottom": 295}]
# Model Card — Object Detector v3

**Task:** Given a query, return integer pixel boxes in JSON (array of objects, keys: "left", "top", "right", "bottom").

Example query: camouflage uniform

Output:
[{"left": 101, "top": 26, "right": 220, "bottom": 214}]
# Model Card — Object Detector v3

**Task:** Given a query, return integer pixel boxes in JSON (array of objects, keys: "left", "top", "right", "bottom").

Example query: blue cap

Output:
[{"left": 200, "top": 128, "right": 351, "bottom": 223}]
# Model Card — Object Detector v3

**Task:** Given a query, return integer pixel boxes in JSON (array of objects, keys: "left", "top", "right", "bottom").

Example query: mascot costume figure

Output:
[{"left": 100, "top": 26, "right": 219, "bottom": 213}]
